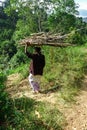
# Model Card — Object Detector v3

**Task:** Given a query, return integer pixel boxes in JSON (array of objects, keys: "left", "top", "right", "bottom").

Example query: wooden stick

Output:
[
  {"left": 19, "top": 32, "right": 75, "bottom": 47},
  {"left": 19, "top": 42, "right": 75, "bottom": 47}
]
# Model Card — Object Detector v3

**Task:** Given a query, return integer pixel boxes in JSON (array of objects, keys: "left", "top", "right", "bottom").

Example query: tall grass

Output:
[
  {"left": 5, "top": 45, "right": 87, "bottom": 102},
  {"left": 42, "top": 46, "right": 87, "bottom": 101},
  {"left": 0, "top": 90, "right": 66, "bottom": 130},
  {"left": 10, "top": 98, "right": 65, "bottom": 130},
  {"left": 1, "top": 45, "right": 87, "bottom": 129}
]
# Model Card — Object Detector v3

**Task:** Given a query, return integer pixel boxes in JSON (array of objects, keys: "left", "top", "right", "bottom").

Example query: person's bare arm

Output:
[
  {"left": 25, "top": 43, "right": 28, "bottom": 53},
  {"left": 25, "top": 43, "right": 33, "bottom": 58}
]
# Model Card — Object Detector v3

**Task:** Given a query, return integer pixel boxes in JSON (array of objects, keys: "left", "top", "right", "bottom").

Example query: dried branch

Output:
[{"left": 19, "top": 32, "right": 74, "bottom": 47}]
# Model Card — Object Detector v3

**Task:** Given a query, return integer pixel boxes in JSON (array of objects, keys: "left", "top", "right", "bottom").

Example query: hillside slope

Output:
[{"left": 6, "top": 73, "right": 87, "bottom": 130}]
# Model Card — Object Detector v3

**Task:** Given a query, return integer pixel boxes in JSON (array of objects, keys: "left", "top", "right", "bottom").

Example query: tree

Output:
[
  {"left": 48, "top": 11, "right": 77, "bottom": 33},
  {"left": 47, "top": 0, "right": 79, "bottom": 33},
  {"left": 4, "top": 0, "right": 79, "bottom": 35}
]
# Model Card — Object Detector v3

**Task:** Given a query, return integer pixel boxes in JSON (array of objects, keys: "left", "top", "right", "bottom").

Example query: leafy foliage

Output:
[
  {"left": 0, "top": 0, "right": 87, "bottom": 72},
  {"left": 42, "top": 46, "right": 87, "bottom": 102},
  {"left": 9, "top": 48, "right": 28, "bottom": 68},
  {"left": 0, "top": 74, "right": 20, "bottom": 129},
  {"left": 66, "top": 30, "right": 86, "bottom": 45},
  {"left": 0, "top": 73, "right": 65, "bottom": 129},
  {"left": 0, "top": 1, "right": 87, "bottom": 129}
]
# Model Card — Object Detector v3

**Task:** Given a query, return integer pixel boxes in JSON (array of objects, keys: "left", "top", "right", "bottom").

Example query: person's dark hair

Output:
[{"left": 34, "top": 47, "right": 41, "bottom": 53}]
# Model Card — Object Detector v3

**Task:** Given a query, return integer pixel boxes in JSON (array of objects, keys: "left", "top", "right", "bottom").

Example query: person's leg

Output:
[
  {"left": 31, "top": 81, "right": 40, "bottom": 93},
  {"left": 28, "top": 73, "right": 34, "bottom": 91},
  {"left": 34, "top": 75, "right": 41, "bottom": 92},
  {"left": 28, "top": 73, "right": 41, "bottom": 93}
]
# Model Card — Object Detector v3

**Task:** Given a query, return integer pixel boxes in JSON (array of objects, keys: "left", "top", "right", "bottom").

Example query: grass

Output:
[
  {"left": 42, "top": 45, "right": 87, "bottom": 102},
  {"left": 0, "top": 96, "right": 66, "bottom": 130},
  {"left": 1, "top": 44, "right": 87, "bottom": 129},
  {"left": 13, "top": 97, "right": 66, "bottom": 130},
  {"left": 6, "top": 45, "right": 87, "bottom": 101},
  {"left": 6, "top": 63, "right": 29, "bottom": 78}
]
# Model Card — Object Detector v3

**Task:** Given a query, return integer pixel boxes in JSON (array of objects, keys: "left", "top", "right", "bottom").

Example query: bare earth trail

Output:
[{"left": 6, "top": 73, "right": 87, "bottom": 130}]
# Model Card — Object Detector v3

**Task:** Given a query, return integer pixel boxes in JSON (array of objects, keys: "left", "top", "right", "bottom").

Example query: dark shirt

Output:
[{"left": 26, "top": 51, "right": 45, "bottom": 75}]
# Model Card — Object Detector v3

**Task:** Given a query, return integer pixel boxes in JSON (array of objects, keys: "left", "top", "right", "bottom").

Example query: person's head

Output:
[{"left": 34, "top": 47, "right": 41, "bottom": 54}]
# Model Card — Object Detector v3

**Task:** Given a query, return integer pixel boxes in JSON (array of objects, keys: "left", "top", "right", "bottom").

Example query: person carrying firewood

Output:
[{"left": 25, "top": 44, "right": 45, "bottom": 93}]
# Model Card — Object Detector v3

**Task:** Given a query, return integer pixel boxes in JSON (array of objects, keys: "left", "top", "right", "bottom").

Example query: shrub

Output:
[
  {"left": 66, "top": 30, "right": 85, "bottom": 45},
  {"left": 0, "top": 73, "right": 22, "bottom": 129},
  {"left": 9, "top": 49, "right": 28, "bottom": 68}
]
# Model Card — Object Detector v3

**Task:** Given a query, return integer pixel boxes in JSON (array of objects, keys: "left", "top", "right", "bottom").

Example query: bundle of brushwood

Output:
[{"left": 19, "top": 32, "right": 74, "bottom": 47}]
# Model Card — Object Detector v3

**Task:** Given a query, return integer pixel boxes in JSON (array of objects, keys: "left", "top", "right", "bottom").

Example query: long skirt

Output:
[{"left": 28, "top": 73, "right": 41, "bottom": 92}]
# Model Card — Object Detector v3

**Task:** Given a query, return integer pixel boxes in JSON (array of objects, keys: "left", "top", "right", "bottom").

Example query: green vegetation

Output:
[
  {"left": 0, "top": 44, "right": 87, "bottom": 129},
  {"left": 0, "top": 73, "right": 66, "bottom": 130},
  {"left": 41, "top": 46, "right": 87, "bottom": 101},
  {"left": 0, "top": 0, "right": 87, "bottom": 73},
  {"left": 0, "top": 0, "right": 87, "bottom": 129}
]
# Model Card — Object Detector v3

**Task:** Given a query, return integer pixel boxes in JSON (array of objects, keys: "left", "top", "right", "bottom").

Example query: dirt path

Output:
[
  {"left": 64, "top": 76, "right": 87, "bottom": 130},
  {"left": 6, "top": 73, "right": 87, "bottom": 130}
]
